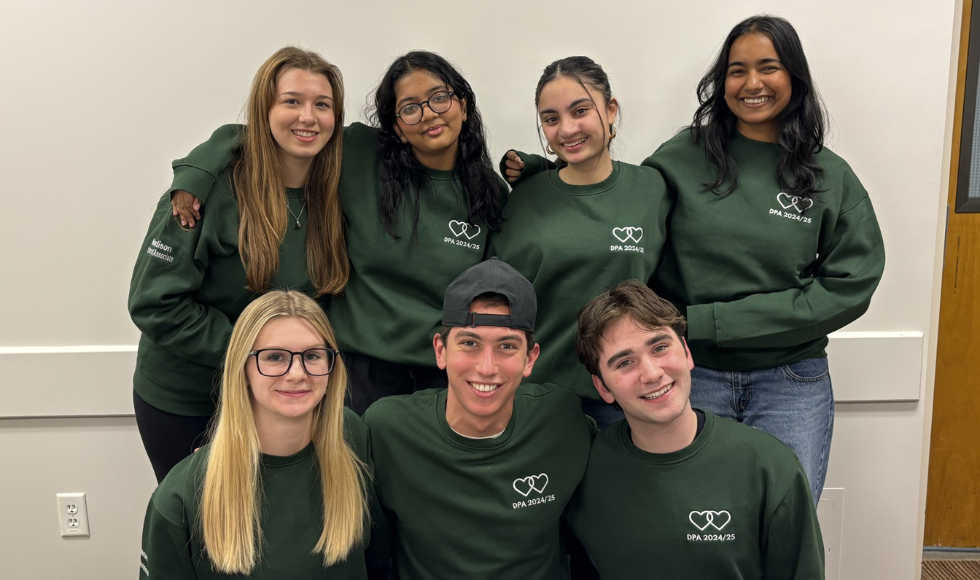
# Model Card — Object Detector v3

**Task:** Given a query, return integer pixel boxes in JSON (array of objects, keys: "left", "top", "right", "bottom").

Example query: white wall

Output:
[{"left": 0, "top": 0, "right": 955, "bottom": 578}]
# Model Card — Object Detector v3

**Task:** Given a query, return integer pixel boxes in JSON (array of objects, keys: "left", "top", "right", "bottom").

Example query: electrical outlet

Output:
[{"left": 56, "top": 493, "right": 90, "bottom": 537}]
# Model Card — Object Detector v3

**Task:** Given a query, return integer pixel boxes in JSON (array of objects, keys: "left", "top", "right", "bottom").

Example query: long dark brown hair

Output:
[
  {"left": 691, "top": 15, "right": 826, "bottom": 199},
  {"left": 368, "top": 50, "right": 504, "bottom": 240}
]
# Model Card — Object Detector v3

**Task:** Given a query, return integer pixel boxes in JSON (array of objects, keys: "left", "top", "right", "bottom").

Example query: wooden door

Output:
[{"left": 924, "top": 0, "right": 980, "bottom": 548}]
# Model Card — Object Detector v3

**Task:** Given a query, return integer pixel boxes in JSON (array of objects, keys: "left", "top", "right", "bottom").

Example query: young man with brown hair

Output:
[{"left": 569, "top": 279, "right": 825, "bottom": 580}]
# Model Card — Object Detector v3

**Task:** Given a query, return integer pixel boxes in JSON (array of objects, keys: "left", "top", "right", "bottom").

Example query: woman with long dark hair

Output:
[
  {"left": 166, "top": 51, "right": 506, "bottom": 414},
  {"left": 130, "top": 47, "right": 348, "bottom": 482},
  {"left": 643, "top": 15, "right": 885, "bottom": 502}
]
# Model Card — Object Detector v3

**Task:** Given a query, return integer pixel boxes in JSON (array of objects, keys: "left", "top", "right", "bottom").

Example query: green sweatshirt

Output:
[
  {"left": 138, "top": 408, "right": 372, "bottom": 580},
  {"left": 170, "top": 123, "right": 506, "bottom": 367},
  {"left": 643, "top": 130, "right": 885, "bottom": 371},
  {"left": 363, "top": 385, "right": 596, "bottom": 580},
  {"left": 488, "top": 161, "right": 669, "bottom": 400},
  {"left": 129, "top": 170, "right": 314, "bottom": 416},
  {"left": 568, "top": 412, "right": 825, "bottom": 580}
]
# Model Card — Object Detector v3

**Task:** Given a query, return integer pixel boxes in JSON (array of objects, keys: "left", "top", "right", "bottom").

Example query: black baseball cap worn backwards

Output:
[{"left": 442, "top": 258, "right": 537, "bottom": 332}]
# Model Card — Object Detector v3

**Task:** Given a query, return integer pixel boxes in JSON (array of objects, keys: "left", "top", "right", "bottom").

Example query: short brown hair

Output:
[{"left": 576, "top": 280, "right": 687, "bottom": 377}]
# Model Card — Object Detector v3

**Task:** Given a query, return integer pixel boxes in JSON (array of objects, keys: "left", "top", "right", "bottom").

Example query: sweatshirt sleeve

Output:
[
  {"left": 138, "top": 497, "right": 197, "bottom": 579},
  {"left": 498, "top": 150, "right": 556, "bottom": 187},
  {"left": 358, "top": 415, "right": 394, "bottom": 580},
  {"left": 763, "top": 470, "right": 826, "bottom": 580},
  {"left": 128, "top": 195, "right": 233, "bottom": 368},
  {"left": 169, "top": 124, "right": 245, "bottom": 204},
  {"left": 686, "top": 171, "right": 885, "bottom": 349}
]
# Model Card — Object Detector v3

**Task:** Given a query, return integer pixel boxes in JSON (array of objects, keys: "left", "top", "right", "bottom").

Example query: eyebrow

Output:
[
  {"left": 455, "top": 330, "right": 524, "bottom": 343},
  {"left": 397, "top": 84, "right": 447, "bottom": 107},
  {"left": 256, "top": 343, "right": 328, "bottom": 350},
  {"left": 279, "top": 91, "right": 333, "bottom": 101},
  {"left": 727, "top": 57, "right": 781, "bottom": 69},
  {"left": 603, "top": 332, "right": 673, "bottom": 369},
  {"left": 539, "top": 97, "right": 593, "bottom": 117}
]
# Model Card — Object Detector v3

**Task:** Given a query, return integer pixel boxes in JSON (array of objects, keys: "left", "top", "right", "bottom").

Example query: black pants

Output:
[
  {"left": 133, "top": 391, "right": 212, "bottom": 483},
  {"left": 343, "top": 351, "right": 448, "bottom": 415}
]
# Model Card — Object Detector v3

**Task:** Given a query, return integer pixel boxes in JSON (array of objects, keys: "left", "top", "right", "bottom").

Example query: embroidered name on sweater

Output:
[
  {"left": 139, "top": 549, "right": 150, "bottom": 576},
  {"left": 768, "top": 192, "right": 814, "bottom": 224},
  {"left": 146, "top": 238, "right": 174, "bottom": 262},
  {"left": 611, "top": 227, "right": 644, "bottom": 253},
  {"left": 444, "top": 220, "right": 482, "bottom": 250},
  {"left": 512, "top": 473, "right": 556, "bottom": 509}
]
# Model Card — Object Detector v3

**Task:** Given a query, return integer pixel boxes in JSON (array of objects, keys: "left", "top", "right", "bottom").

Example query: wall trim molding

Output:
[{"left": 0, "top": 332, "right": 923, "bottom": 418}]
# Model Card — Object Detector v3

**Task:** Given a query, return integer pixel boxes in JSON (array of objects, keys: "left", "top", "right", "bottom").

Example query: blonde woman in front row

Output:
[{"left": 138, "top": 291, "right": 379, "bottom": 579}]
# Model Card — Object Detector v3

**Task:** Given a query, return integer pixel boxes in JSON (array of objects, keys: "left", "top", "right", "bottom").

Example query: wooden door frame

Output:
[{"left": 923, "top": 0, "right": 980, "bottom": 549}]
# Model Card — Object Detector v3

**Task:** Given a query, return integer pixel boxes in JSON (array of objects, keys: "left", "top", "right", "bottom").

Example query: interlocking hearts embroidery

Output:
[
  {"left": 776, "top": 192, "right": 813, "bottom": 213},
  {"left": 612, "top": 227, "right": 643, "bottom": 243},
  {"left": 688, "top": 510, "right": 732, "bottom": 531},
  {"left": 449, "top": 220, "right": 481, "bottom": 240},
  {"left": 512, "top": 474, "right": 549, "bottom": 497}
]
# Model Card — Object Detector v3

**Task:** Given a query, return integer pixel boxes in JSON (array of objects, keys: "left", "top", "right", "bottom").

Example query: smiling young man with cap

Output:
[
  {"left": 363, "top": 258, "right": 595, "bottom": 580},
  {"left": 568, "top": 280, "right": 824, "bottom": 580}
]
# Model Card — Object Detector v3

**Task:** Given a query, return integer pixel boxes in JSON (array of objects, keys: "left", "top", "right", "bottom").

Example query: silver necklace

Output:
[{"left": 287, "top": 202, "right": 306, "bottom": 229}]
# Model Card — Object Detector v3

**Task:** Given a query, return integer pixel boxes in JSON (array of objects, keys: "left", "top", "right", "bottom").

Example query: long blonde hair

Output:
[
  {"left": 234, "top": 46, "right": 348, "bottom": 296},
  {"left": 200, "top": 291, "right": 367, "bottom": 573}
]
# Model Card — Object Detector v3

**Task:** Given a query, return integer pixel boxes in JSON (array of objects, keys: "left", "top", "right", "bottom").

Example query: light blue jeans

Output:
[{"left": 690, "top": 358, "right": 834, "bottom": 504}]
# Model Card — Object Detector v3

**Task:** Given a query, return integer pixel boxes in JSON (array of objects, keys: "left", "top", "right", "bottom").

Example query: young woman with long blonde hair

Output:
[
  {"left": 129, "top": 46, "right": 348, "bottom": 482},
  {"left": 139, "top": 291, "right": 371, "bottom": 579}
]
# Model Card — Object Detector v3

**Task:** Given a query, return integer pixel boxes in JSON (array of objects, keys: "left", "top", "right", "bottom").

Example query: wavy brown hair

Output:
[
  {"left": 234, "top": 46, "right": 348, "bottom": 295},
  {"left": 200, "top": 291, "right": 368, "bottom": 573},
  {"left": 576, "top": 280, "right": 687, "bottom": 378}
]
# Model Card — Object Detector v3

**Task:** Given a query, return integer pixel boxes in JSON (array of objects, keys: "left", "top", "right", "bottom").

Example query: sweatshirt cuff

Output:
[
  {"left": 498, "top": 151, "right": 554, "bottom": 187},
  {"left": 168, "top": 165, "right": 217, "bottom": 202},
  {"left": 686, "top": 303, "right": 717, "bottom": 343}
]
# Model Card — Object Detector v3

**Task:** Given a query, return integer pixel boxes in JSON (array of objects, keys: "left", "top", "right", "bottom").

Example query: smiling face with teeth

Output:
[
  {"left": 434, "top": 301, "right": 540, "bottom": 437},
  {"left": 592, "top": 316, "right": 696, "bottom": 449},
  {"left": 723, "top": 32, "right": 792, "bottom": 143},
  {"left": 537, "top": 75, "right": 618, "bottom": 184},
  {"left": 268, "top": 68, "right": 337, "bottom": 186}
]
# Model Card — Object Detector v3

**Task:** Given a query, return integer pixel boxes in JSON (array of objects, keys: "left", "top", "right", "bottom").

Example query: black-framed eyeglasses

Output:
[
  {"left": 396, "top": 91, "right": 455, "bottom": 125},
  {"left": 249, "top": 348, "right": 339, "bottom": 377}
]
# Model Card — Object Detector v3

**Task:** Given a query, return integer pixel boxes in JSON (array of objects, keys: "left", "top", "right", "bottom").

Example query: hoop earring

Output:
[
  {"left": 609, "top": 124, "right": 617, "bottom": 140},
  {"left": 546, "top": 145, "right": 555, "bottom": 155}
]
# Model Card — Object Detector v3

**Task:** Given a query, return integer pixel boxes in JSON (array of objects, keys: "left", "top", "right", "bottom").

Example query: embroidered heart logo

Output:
[
  {"left": 776, "top": 192, "right": 796, "bottom": 210},
  {"left": 688, "top": 511, "right": 713, "bottom": 531},
  {"left": 449, "top": 220, "right": 481, "bottom": 239},
  {"left": 689, "top": 510, "right": 732, "bottom": 531},
  {"left": 776, "top": 192, "right": 813, "bottom": 214},
  {"left": 612, "top": 227, "right": 643, "bottom": 243},
  {"left": 710, "top": 510, "right": 731, "bottom": 530},
  {"left": 512, "top": 473, "right": 549, "bottom": 497}
]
